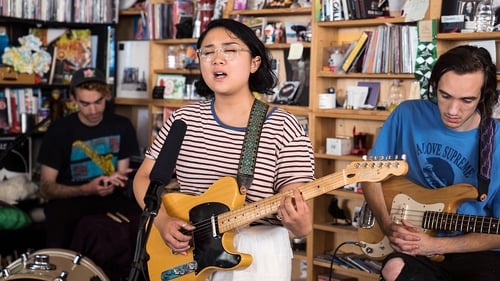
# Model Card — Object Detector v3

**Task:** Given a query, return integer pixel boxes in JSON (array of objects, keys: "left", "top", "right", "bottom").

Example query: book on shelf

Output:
[
  {"left": 357, "top": 81, "right": 380, "bottom": 106},
  {"left": 116, "top": 41, "right": 149, "bottom": 99},
  {"left": 342, "top": 31, "right": 370, "bottom": 72},
  {"left": 233, "top": 16, "right": 267, "bottom": 42},
  {"left": 157, "top": 74, "right": 186, "bottom": 100},
  {"left": 0, "top": 91, "right": 9, "bottom": 130},
  {"left": 48, "top": 29, "right": 92, "bottom": 85}
]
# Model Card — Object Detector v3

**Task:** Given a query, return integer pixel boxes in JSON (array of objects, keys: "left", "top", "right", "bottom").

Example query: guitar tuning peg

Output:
[
  {"left": 386, "top": 155, "right": 392, "bottom": 160},
  {"left": 362, "top": 155, "right": 368, "bottom": 161},
  {"left": 401, "top": 154, "right": 407, "bottom": 160}
]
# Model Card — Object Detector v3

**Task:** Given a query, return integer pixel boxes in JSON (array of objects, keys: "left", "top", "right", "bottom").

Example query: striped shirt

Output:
[{"left": 145, "top": 99, "right": 315, "bottom": 225}]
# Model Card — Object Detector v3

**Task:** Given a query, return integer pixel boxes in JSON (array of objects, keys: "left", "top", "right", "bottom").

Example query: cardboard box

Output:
[
  {"left": 0, "top": 67, "right": 36, "bottom": 85},
  {"left": 326, "top": 137, "right": 352, "bottom": 155},
  {"left": 317, "top": 273, "right": 357, "bottom": 281}
]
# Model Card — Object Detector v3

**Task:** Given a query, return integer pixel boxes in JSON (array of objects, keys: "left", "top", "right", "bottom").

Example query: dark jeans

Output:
[
  {"left": 381, "top": 251, "right": 500, "bottom": 281},
  {"left": 44, "top": 190, "right": 141, "bottom": 249},
  {"left": 44, "top": 191, "right": 142, "bottom": 280}
]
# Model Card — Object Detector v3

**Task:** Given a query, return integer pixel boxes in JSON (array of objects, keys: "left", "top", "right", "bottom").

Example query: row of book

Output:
[
  {"left": 27, "top": 26, "right": 115, "bottom": 86},
  {"left": 315, "top": 252, "right": 382, "bottom": 274},
  {"left": 319, "top": 0, "right": 389, "bottom": 22},
  {"left": 145, "top": 0, "right": 195, "bottom": 40},
  {"left": 0, "top": 86, "right": 80, "bottom": 135},
  {"left": 0, "top": 0, "right": 119, "bottom": 23},
  {"left": 340, "top": 24, "right": 418, "bottom": 74}
]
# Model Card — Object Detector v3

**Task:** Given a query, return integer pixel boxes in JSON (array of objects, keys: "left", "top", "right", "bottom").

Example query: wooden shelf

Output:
[
  {"left": 153, "top": 69, "right": 201, "bottom": 75},
  {"left": 317, "top": 71, "right": 415, "bottom": 79},
  {"left": 229, "top": 7, "right": 311, "bottom": 16},
  {"left": 317, "top": 16, "right": 408, "bottom": 27},
  {"left": 437, "top": 31, "right": 500, "bottom": 41},
  {"left": 313, "top": 109, "right": 390, "bottom": 121}
]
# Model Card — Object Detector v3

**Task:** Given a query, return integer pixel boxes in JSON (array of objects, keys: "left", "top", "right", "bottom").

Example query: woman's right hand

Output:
[{"left": 157, "top": 216, "right": 195, "bottom": 255}]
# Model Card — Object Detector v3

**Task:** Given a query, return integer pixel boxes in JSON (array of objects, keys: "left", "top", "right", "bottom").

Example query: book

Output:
[
  {"left": 49, "top": 29, "right": 92, "bottom": 85},
  {"left": 357, "top": 81, "right": 380, "bottom": 106},
  {"left": 157, "top": 74, "right": 186, "bottom": 99},
  {"left": 342, "top": 31, "right": 369, "bottom": 72},
  {"left": 116, "top": 41, "right": 149, "bottom": 98},
  {"left": 285, "top": 21, "right": 309, "bottom": 43},
  {"left": 0, "top": 90, "right": 9, "bottom": 130},
  {"left": 234, "top": 16, "right": 268, "bottom": 42}
]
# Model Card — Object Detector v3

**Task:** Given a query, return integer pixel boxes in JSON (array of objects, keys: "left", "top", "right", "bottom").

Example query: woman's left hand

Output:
[{"left": 277, "top": 186, "right": 312, "bottom": 237}]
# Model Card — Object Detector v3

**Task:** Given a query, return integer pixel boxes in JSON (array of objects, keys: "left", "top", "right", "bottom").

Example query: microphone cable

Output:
[{"left": 327, "top": 240, "right": 362, "bottom": 281}]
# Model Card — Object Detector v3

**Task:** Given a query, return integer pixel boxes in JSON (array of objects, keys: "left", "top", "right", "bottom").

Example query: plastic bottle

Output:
[
  {"left": 166, "top": 46, "right": 176, "bottom": 69},
  {"left": 176, "top": 44, "right": 186, "bottom": 69},
  {"left": 388, "top": 79, "right": 404, "bottom": 112},
  {"left": 475, "top": 0, "right": 494, "bottom": 32}
]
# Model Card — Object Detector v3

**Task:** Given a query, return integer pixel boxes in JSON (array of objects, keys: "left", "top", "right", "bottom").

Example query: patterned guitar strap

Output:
[
  {"left": 237, "top": 98, "right": 269, "bottom": 195},
  {"left": 414, "top": 19, "right": 437, "bottom": 99},
  {"left": 478, "top": 116, "right": 495, "bottom": 201}
]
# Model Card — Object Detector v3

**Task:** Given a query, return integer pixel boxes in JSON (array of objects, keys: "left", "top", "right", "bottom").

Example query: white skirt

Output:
[{"left": 209, "top": 225, "right": 293, "bottom": 281}]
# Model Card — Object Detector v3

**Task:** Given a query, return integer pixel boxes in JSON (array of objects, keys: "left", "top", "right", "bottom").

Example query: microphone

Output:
[{"left": 143, "top": 119, "right": 187, "bottom": 213}]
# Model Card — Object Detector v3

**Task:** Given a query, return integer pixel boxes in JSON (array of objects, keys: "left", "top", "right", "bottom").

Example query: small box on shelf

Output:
[{"left": 326, "top": 137, "right": 352, "bottom": 155}]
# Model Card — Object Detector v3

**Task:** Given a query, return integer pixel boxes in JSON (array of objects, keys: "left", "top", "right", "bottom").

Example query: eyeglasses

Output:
[{"left": 197, "top": 45, "right": 251, "bottom": 62}]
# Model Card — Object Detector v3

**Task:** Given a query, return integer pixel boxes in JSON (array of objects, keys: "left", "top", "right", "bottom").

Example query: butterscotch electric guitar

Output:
[
  {"left": 146, "top": 159, "right": 408, "bottom": 281},
  {"left": 357, "top": 176, "right": 500, "bottom": 261}
]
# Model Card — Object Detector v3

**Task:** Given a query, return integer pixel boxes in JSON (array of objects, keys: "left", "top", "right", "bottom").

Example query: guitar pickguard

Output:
[
  {"left": 358, "top": 177, "right": 477, "bottom": 260},
  {"left": 189, "top": 202, "right": 242, "bottom": 272},
  {"left": 390, "top": 194, "right": 444, "bottom": 232},
  {"left": 359, "top": 194, "right": 445, "bottom": 259}
]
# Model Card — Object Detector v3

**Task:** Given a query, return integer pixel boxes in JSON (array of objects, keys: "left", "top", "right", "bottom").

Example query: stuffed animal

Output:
[{"left": 0, "top": 175, "right": 38, "bottom": 205}]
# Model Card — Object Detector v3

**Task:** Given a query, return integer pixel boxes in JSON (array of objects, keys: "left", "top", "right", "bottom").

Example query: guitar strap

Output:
[
  {"left": 237, "top": 98, "right": 269, "bottom": 194},
  {"left": 478, "top": 116, "right": 495, "bottom": 201}
]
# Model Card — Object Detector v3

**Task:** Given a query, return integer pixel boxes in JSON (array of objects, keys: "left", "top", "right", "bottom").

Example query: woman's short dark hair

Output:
[
  {"left": 194, "top": 19, "right": 278, "bottom": 97},
  {"left": 427, "top": 45, "right": 498, "bottom": 118}
]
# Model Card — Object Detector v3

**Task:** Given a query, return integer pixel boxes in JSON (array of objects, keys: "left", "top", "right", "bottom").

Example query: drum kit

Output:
[{"left": 0, "top": 248, "right": 109, "bottom": 281}]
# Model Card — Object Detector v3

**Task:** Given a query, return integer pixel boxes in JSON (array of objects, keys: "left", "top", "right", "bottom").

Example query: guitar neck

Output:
[
  {"left": 423, "top": 211, "right": 500, "bottom": 234},
  {"left": 217, "top": 171, "right": 346, "bottom": 233}
]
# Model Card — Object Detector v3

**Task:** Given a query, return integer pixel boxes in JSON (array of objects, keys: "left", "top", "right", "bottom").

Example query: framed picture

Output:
[{"left": 458, "top": 0, "right": 478, "bottom": 22}]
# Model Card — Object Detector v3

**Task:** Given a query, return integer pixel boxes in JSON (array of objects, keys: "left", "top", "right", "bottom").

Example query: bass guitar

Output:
[
  {"left": 146, "top": 159, "right": 408, "bottom": 281},
  {"left": 357, "top": 176, "right": 498, "bottom": 261}
]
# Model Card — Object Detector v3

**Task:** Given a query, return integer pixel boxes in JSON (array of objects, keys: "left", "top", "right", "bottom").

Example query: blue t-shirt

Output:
[{"left": 370, "top": 99, "right": 500, "bottom": 218}]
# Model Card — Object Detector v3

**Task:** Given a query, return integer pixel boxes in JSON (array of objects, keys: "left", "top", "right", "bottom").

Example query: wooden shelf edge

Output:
[
  {"left": 316, "top": 16, "right": 408, "bottom": 27},
  {"left": 154, "top": 69, "right": 201, "bottom": 75},
  {"left": 152, "top": 38, "right": 198, "bottom": 45},
  {"left": 114, "top": 97, "right": 152, "bottom": 106},
  {"left": 437, "top": 31, "right": 500, "bottom": 41},
  {"left": 314, "top": 153, "right": 364, "bottom": 161},
  {"left": 313, "top": 109, "right": 389, "bottom": 120},
  {"left": 317, "top": 71, "right": 415, "bottom": 79},
  {"left": 313, "top": 260, "right": 379, "bottom": 279},
  {"left": 119, "top": 8, "right": 143, "bottom": 16},
  {"left": 229, "top": 7, "right": 311, "bottom": 16},
  {"left": 314, "top": 222, "right": 358, "bottom": 233}
]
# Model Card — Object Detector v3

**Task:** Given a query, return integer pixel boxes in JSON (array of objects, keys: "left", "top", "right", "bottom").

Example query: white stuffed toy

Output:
[{"left": 0, "top": 175, "right": 38, "bottom": 205}]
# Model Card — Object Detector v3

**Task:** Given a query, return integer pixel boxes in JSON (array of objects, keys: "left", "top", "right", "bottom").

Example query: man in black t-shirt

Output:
[{"left": 38, "top": 67, "right": 141, "bottom": 280}]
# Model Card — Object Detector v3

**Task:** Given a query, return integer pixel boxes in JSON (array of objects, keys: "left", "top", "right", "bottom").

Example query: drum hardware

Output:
[
  {"left": 26, "top": 254, "right": 56, "bottom": 270},
  {"left": 0, "top": 248, "right": 109, "bottom": 281}
]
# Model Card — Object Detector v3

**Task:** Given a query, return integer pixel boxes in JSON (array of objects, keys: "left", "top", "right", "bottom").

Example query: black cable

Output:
[{"left": 328, "top": 241, "right": 362, "bottom": 280}]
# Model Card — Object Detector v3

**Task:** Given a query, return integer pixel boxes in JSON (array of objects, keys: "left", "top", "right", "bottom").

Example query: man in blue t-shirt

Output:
[{"left": 362, "top": 45, "right": 500, "bottom": 281}]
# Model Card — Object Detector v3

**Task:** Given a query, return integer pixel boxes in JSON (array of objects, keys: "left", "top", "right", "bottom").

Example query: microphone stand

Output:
[
  {"left": 128, "top": 183, "right": 165, "bottom": 281},
  {"left": 0, "top": 116, "right": 50, "bottom": 165}
]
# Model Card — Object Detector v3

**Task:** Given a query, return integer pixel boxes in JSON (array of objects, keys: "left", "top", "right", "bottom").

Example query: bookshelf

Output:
[{"left": 114, "top": 1, "right": 500, "bottom": 281}]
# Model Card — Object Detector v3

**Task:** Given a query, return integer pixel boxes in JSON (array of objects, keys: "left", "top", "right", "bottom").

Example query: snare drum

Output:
[{"left": 1, "top": 248, "right": 109, "bottom": 281}]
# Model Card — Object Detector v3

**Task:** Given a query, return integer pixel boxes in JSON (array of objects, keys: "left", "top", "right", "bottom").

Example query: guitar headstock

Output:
[{"left": 343, "top": 155, "right": 408, "bottom": 184}]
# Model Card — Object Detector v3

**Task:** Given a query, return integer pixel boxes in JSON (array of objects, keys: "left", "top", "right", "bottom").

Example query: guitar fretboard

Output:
[{"left": 422, "top": 211, "right": 500, "bottom": 234}]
